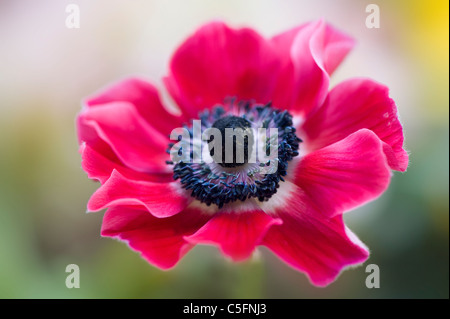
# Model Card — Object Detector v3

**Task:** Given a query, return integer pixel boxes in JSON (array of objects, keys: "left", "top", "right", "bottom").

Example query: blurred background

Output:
[{"left": 0, "top": 0, "right": 448, "bottom": 298}]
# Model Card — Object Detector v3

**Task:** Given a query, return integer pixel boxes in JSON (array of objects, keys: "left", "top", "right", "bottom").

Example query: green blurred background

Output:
[{"left": 0, "top": 0, "right": 448, "bottom": 298}]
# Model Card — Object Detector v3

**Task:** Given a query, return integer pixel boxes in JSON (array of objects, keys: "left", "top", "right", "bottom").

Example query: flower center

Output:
[
  {"left": 210, "top": 115, "right": 254, "bottom": 168},
  {"left": 167, "top": 101, "right": 302, "bottom": 208}
]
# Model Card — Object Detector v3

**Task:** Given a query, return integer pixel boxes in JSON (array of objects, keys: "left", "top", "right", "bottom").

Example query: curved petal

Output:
[
  {"left": 164, "top": 21, "right": 282, "bottom": 119},
  {"left": 77, "top": 101, "right": 170, "bottom": 173},
  {"left": 270, "top": 19, "right": 355, "bottom": 116},
  {"left": 291, "top": 129, "right": 391, "bottom": 217},
  {"left": 270, "top": 24, "right": 308, "bottom": 55},
  {"left": 268, "top": 23, "right": 307, "bottom": 110},
  {"left": 77, "top": 114, "right": 118, "bottom": 161},
  {"left": 320, "top": 23, "right": 356, "bottom": 75},
  {"left": 185, "top": 202, "right": 282, "bottom": 261},
  {"left": 301, "top": 78, "right": 409, "bottom": 171},
  {"left": 80, "top": 143, "right": 173, "bottom": 184},
  {"left": 271, "top": 21, "right": 354, "bottom": 75},
  {"left": 87, "top": 170, "right": 191, "bottom": 218},
  {"left": 101, "top": 205, "right": 211, "bottom": 269},
  {"left": 86, "top": 77, "right": 185, "bottom": 135},
  {"left": 260, "top": 182, "right": 369, "bottom": 287}
]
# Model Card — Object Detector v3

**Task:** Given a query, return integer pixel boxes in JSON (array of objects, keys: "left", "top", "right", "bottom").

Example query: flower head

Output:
[{"left": 77, "top": 20, "right": 408, "bottom": 286}]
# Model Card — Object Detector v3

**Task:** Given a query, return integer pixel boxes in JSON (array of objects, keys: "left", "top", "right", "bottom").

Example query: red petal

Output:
[
  {"left": 87, "top": 170, "right": 191, "bottom": 218},
  {"left": 270, "top": 20, "right": 355, "bottom": 116},
  {"left": 77, "top": 113, "right": 118, "bottom": 161},
  {"left": 301, "top": 78, "right": 408, "bottom": 171},
  {"left": 86, "top": 77, "right": 185, "bottom": 135},
  {"left": 80, "top": 143, "right": 172, "bottom": 184},
  {"left": 270, "top": 24, "right": 308, "bottom": 55},
  {"left": 101, "top": 205, "right": 211, "bottom": 269},
  {"left": 77, "top": 102, "right": 170, "bottom": 173},
  {"left": 185, "top": 203, "right": 282, "bottom": 261},
  {"left": 292, "top": 129, "right": 391, "bottom": 217},
  {"left": 164, "top": 21, "right": 282, "bottom": 119},
  {"left": 261, "top": 182, "right": 369, "bottom": 287},
  {"left": 320, "top": 23, "right": 356, "bottom": 75}
]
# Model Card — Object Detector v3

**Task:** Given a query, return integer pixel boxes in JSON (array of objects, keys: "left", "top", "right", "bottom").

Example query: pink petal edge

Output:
[{"left": 87, "top": 169, "right": 191, "bottom": 218}]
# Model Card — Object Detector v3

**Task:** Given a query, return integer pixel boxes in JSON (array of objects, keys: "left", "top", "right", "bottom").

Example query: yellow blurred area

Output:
[
  {"left": 389, "top": 0, "right": 449, "bottom": 121},
  {"left": 397, "top": 0, "right": 448, "bottom": 63}
]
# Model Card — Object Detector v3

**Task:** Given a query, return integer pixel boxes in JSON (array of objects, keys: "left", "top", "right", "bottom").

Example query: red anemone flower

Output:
[{"left": 77, "top": 20, "right": 408, "bottom": 286}]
